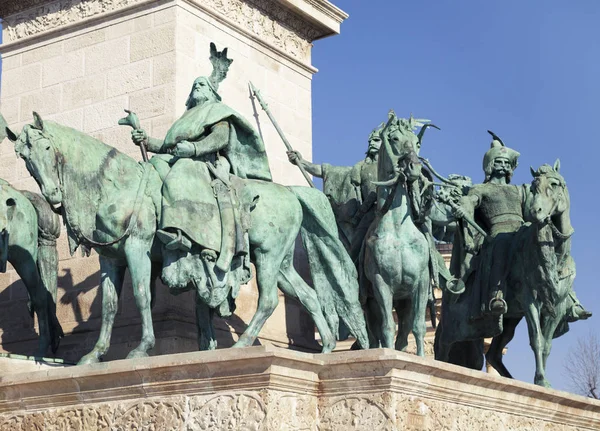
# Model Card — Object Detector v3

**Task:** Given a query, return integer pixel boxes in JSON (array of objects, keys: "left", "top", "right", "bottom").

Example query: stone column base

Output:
[{"left": 1, "top": 346, "right": 598, "bottom": 430}]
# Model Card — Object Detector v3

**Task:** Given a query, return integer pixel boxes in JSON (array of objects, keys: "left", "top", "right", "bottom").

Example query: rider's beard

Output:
[
  {"left": 186, "top": 92, "right": 209, "bottom": 109},
  {"left": 366, "top": 148, "right": 379, "bottom": 162}
]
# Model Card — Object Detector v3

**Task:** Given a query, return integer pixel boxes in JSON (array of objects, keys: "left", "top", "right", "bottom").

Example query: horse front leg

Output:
[
  {"left": 525, "top": 301, "right": 551, "bottom": 387},
  {"left": 411, "top": 275, "right": 429, "bottom": 357},
  {"left": 14, "top": 255, "right": 50, "bottom": 357},
  {"left": 540, "top": 301, "right": 567, "bottom": 369},
  {"left": 124, "top": 237, "right": 155, "bottom": 359},
  {"left": 373, "top": 273, "right": 395, "bottom": 348},
  {"left": 78, "top": 257, "right": 125, "bottom": 365},
  {"left": 37, "top": 243, "right": 63, "bottom": 354}
]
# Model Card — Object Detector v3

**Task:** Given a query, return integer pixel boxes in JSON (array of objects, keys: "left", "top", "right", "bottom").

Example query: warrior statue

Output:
[
  {"left": 288, "top": 114, "right": 462, "bottom": 298},
  {"left": 131, "top": 44, "right": 270, "bottom": 295},
  {"left": 452, "top": 131, "right": 590, "bottom": 319},
  {"left": 287, "top": 124, "right": 383, "bottom": 262}
]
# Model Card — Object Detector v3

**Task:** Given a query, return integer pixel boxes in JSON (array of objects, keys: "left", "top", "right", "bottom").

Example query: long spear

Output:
[{"left": 249, "top": 82, "right": 315, "bottom": 188}]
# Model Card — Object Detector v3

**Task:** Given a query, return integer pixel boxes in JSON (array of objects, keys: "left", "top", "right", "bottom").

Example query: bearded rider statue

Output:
[
  {"left": 130, "top": 43, "right": 271, "bottom": 308},
  {"left": 287, "top": 123, "right": 384, "bottom": 262}
]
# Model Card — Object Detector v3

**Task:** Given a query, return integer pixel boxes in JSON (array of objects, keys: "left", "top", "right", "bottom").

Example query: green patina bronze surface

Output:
[
  {"left": 6, "top": 44, "right": 368, "bottom": 365},
  {"left": 1, "top": 38, "right": 593, "bottom": 389},
  {"left": 434, "top": 133, "right": 591, "bottom": 387},
  {"left": 0, "top": 175, "right": 63, "bottom": 357},
  {"left": 287, "top": 123, "right": 383, "bottom": 262},
  {"left": 358, "top": 112, "right": 431, "bottom": 355}
]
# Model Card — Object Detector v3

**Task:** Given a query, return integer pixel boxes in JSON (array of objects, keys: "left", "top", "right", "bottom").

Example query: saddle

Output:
[{"left": 151, "top": 154, "right": 256, "bottom": 309}]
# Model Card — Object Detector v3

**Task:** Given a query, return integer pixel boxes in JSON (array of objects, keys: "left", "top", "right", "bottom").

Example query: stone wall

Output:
[
  {"left": 1, "top": 346, "right": 598, "bottom": 430},
  {"left": 0, "top": 0, "right": 347, "bottom": 361}
]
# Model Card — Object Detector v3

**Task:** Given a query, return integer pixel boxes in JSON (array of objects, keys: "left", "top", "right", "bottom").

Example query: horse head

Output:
[
  {"left": 375, "top": 111, "right": 423, "bottom": 186},
  {"left": 529, "top": 159, "right": 569, "bottom": 225},
  {"left": 6, "top": 113, "right": 62, "bottom": 206}
]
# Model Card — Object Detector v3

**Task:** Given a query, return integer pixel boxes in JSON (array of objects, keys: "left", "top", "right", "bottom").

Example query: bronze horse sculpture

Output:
[
  {"left": 361, "top": 113, "right": 430, "bottom": 355},
  {"left": 7, "top": 113, "right": 368, "bottom": 364},
  {"left": 435, "top": 161, "right": 580, "bottom": 387},
  {"left": 0, "top": 178, "right": 63, "bottom": 356}
]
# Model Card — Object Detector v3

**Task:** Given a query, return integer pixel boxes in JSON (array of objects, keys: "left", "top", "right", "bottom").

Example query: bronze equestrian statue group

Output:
[{"left": 0, "top": 43, "right": 591, "bottom": 388}]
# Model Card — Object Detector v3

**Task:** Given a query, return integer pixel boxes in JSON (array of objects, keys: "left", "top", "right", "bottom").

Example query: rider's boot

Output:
[
  {"left": 567, "top": 303, "right": 592, "bottom": 322},
  {"left": 156, "top": 228, "right": 192, "bottom": 252}
]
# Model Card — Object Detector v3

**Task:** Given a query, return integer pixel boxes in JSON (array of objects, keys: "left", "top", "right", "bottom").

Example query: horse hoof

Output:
[
  {"left": 233, "top": 338, "right": 252, "bottom": 348},
  {"left": 534, "top": 376, "right": 551, "bottom": 388},
  {"left": 199, "top": 339, "right": 217, "bottom": 351},
  {"left": 126, "top": 350, "right": 149, "bottom": 360},
  {"left": 78, "top": 354, "right": 101, "bottom": 366}
]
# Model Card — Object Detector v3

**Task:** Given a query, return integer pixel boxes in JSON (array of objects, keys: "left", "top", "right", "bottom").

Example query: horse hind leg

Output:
[
  {"left": 365, "top": 296, "right": 383, "bottom": 348},
  {"left": 195, "top": 296, "right": 217, "bottom": 351},
  {"left": 276, "top": 249, "right": 336, "bottom": 353},
  {"left": 234, "top": 249, "right": 283, "bottom": 348},
  {"left": 78, "top": 258, "right": 126, "bottom": 365},
  {"left": 394, "top": 298, "right": 411, "bottom": 352},
  {"left": 486, "top": 317, "right": 521, "bottom": 378}
]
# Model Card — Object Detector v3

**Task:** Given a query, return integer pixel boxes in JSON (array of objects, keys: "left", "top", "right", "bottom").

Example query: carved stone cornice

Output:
[
  {"left": 1, "top": 0, "right": 345, "bottom": 62},
  {"left": 0, "top": 0, "right": 52, "bottom": 18},
  {"left": 0, "top": 346, "right": 599, "bottom": 430},
  {"left": 187, "top": 0, "right": 322, "bottom": 62},
  {"left": 2, "top": 0, "right": 146, "bottom": 42}
]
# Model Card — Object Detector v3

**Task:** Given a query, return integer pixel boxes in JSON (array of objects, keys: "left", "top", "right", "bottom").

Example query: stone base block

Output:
[{"left": 1, "top": 346, "right": 598, "bottom": 430}]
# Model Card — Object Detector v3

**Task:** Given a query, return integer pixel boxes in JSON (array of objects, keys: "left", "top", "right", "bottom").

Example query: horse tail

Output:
[{"left": 287, "top": 186, "right": 370, "bottom": 349}]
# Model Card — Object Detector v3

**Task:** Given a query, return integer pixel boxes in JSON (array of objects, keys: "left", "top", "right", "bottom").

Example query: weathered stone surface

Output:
[
  {"left": 1, "top": 0, "right": 347, "bottom": 64},
  {"left": 0, "top": 347, "right": 598, "bottom": 430}
]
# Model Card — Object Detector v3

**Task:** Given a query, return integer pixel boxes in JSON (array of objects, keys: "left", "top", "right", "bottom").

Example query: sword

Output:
[
  {"left": 118, "top": 110, "right": 148, "bottom": 162},
  {"left": 248, "top": 82, "right": 315, "bottom": 188}
]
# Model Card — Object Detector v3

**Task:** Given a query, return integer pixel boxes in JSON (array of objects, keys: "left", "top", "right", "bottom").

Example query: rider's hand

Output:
[
  {"left": 453, "top": 205, "right": 466, "bottom": 219},
  {"left": 131, "top": 129, "right": 147, "bottom": 146},
  {"left": 174, "top": 140, "right": 196, "bottom": 158},
  {"left": 287, "top": 150, "right": 302, "bottom": 164}
]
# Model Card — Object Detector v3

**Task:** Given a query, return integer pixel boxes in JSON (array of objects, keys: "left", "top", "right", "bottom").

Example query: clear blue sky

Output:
[{"left": 311, "top": 1, "right": 599, "bottom": 392}]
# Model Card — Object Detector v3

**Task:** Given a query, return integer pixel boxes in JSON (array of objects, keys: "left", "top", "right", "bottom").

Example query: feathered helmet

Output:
[
  {"left": 483, "top": 130, "right": 520, "bottom": 183},
  {"left": 185, "top": 43, "right": 233, "bottom": 107}
]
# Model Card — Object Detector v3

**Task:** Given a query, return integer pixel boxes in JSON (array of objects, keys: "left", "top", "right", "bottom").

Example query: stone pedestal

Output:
[
  {"left": 0, "top": 0, "right": 347, "bottom": 361},
  {"left": 1, "top": 346, "right": 598, "bottom": 430}
]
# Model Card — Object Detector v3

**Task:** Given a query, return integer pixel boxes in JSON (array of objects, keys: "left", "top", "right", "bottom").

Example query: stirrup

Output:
[{"left": 489, "top": 297, "right": 507, "bottom": 316}]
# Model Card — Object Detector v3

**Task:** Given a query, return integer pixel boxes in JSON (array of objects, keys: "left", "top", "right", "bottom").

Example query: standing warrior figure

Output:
[
  {"left": 131, "top": 44, "right": 271, "bottom": 296},
  {"left": 453, "top": 132, "right": 590, "bottom": 319},
  {"left": 287, "top": 124, "right": 383, "bottom": 262}
]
